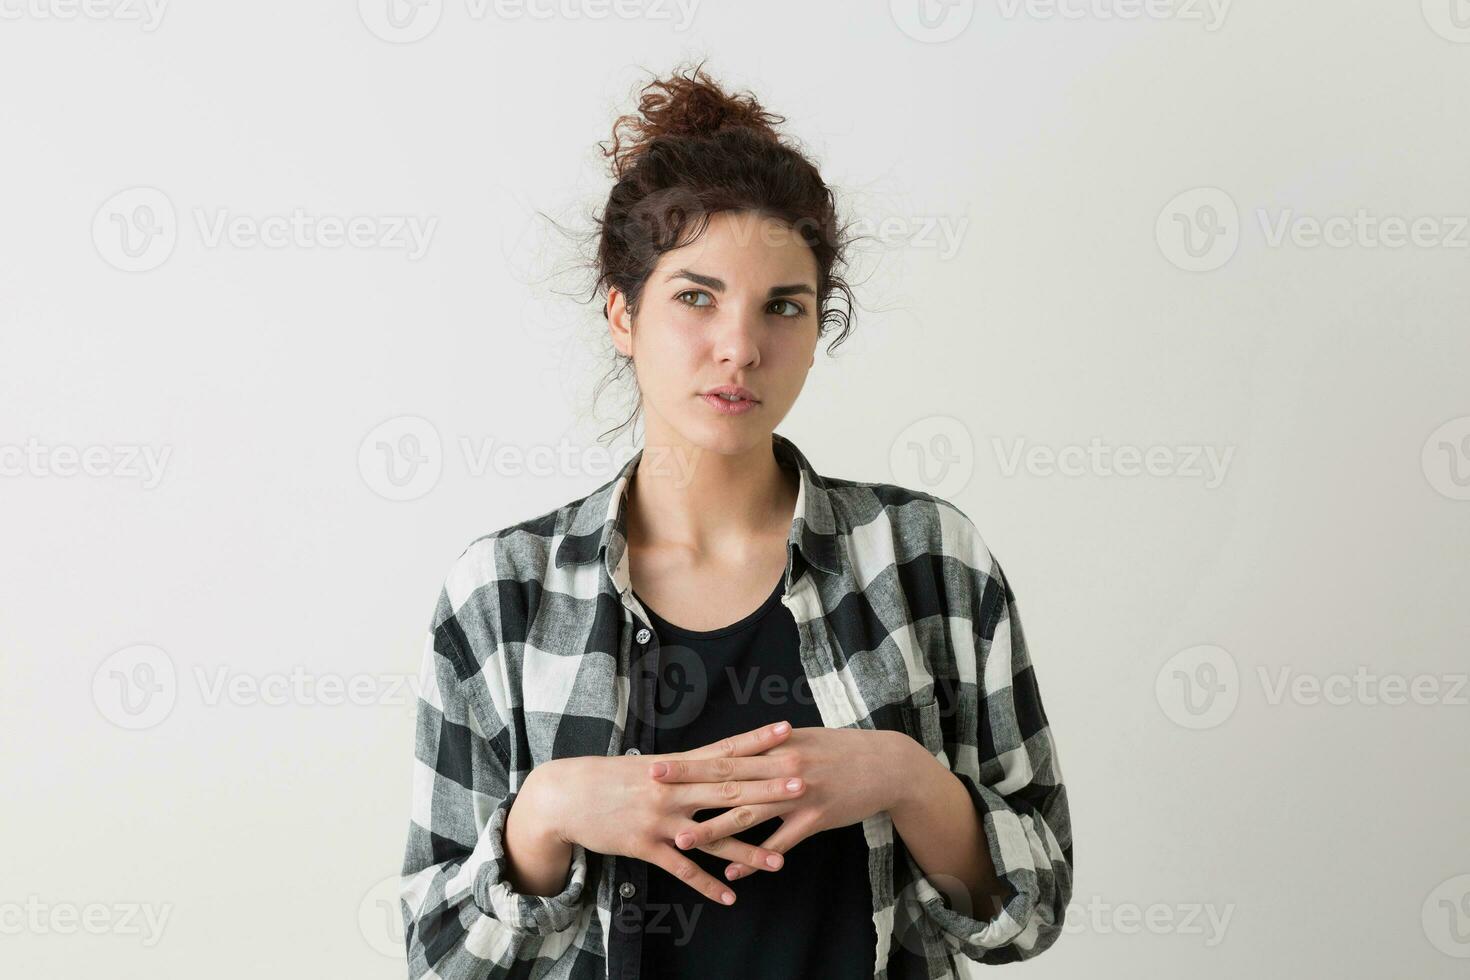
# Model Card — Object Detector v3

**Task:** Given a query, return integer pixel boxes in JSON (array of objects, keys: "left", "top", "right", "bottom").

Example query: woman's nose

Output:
[{"left": 712, "top": 308, "right": 763, "bottom": 364}]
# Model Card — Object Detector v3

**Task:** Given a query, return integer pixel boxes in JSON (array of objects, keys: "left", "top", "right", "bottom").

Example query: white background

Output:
[{"left": 2, "top": 1, "right": 1468, "bottom": 977}]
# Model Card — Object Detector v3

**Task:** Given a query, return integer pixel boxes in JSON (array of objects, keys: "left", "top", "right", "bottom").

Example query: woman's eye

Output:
[{"left": 674, "top": 291, "right": 803, "bottom": 317}]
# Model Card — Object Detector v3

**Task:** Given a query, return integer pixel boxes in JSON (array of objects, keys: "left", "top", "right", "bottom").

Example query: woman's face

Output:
[{"left": 611, "top": 210, "right": 821, "bottom": 458}]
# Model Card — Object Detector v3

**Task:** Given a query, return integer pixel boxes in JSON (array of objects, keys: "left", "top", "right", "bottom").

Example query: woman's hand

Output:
[
  {"left": 648, "top": 726, "right": 911, "bottom": 881},
  {"left": 528, "top": 720, "right": 806, "bottom": 906}
]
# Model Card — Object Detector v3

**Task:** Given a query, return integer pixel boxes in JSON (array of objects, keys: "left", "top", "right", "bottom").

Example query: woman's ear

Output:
[{"left": 608, "top": 289, "right": 634, "bottom": 357}]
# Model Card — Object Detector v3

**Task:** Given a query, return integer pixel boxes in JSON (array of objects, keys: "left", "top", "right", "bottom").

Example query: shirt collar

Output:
[{"left": 553, "top": 431, "right": 843, "bottom": 592}]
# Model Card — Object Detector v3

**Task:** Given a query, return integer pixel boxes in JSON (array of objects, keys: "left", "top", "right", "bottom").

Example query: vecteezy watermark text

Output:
[
  {"left": 0, "top": 897, "right": 172, "bottom": 947},
  {"left": 0, "top": 439, "right": 171, "bottom": 489},
  {"left": 1061, "top": 894, "right": 1235, "bottom": 945},
  {"left": 1157, "top": 644, "right": 1469, "bottom": 729},
  {"left": 1157, "top": 187, "right": 1470, "bottom": 272},
  {"left": 192, "top": 208, "right": 436, "bottom": 259},
  {"left": 992, "top": 436, "right": 1236, "bottom": 488},
  {"left": 358, "top": 0, "right": 700, "bottom": 43},
  {"left": 994, "top": 0, "right": 1230, "bottom": 30},
  {"left": 93, "top": 644, "right": 427, "bottom": 730},
  {"left": 358, "top": 418, "right": 695, "bottom": 502},
  {"left": 0, "top": 0, "right": 167, "bottom": 29},
  {"left": 93, "top": 187, "right": 437, "bottom": 272}
]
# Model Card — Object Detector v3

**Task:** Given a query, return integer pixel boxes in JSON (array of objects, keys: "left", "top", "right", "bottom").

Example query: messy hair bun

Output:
[
  {"left": 602, "top": 64, "right": 787, "bottom": 180},
  {"left": 591, "top": 60, "right": 855, "bottom": 442}
]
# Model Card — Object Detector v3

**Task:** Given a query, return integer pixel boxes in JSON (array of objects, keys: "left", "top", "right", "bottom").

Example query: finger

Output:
[
  {"left": 665, "top": 773, "right": 806, "bottom": 811},
  {"left": 723, "top": 859, "right": 757, "bottom": 881},
  {"left": 724, "top": 819, "right": 811, "bottom": 880},
  {"left": 694, "top": 835, "right": 787, "bottom": 875},
  {"left": 672, "top": 801, "right": 789, "bottom": 852},
  {"left": 648, "top": 843, "right": 738, "bottom": 907},
  {"left": 649, "top": 753, "right": 798, "bottom": 785},
  {"left": 680, "top": 720, "right": 792, "bottom": 762}
]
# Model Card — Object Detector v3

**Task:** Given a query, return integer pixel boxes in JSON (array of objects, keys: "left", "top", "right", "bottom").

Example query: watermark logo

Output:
[
  {"left": 93, "top": 187, "right": 177, "bottom": 273},
  {"left": 359, "top": 0, "right": 443, "bottom": 42},
  {"left": 356, "top": 428, "right": 701, "bottom": 502},
  {"left": 889, "top": 416, "right": 975, "bottom": 501},
  {"left": 1160, "top": 187, "right": 1470, "bottom": 271},
  {"left": 1159, "top": 645, "right": 1467, "bottom": 728},
  {"left": 1155, "top": 644, "right": 1238, "bottom": 729},
  {"left": 1423, "top": 873, "right": 1470, "bottom": 958},
  {"left": 630, "top": 642, "right": 710, "bottom": 731},
  {"left": 1422, "top": 416, "right": 1470, "bottom": 501},
  {"left": 93, "top": 644, "right": 426, "bottom": 730},
  {"left": 93, "top": 187, "right": 438, "bottom": 271},
  {"left": 358, "top": 415, "right": 444, "bottom": 502},
  {"left": 1156, "top": 187, "right": 1240, "bottom": 272},
  {"left": 359, "top": 874, "right": 409, "bottom": 957},
  {"left": 890, "top": 0, "right": 975, "bottom": 43},
  {"left": 1422, "top": 0, "right": 1470, "bottom": 43},
  {"left": 92, "top": 644, "right": 178, "bottom": 731}
]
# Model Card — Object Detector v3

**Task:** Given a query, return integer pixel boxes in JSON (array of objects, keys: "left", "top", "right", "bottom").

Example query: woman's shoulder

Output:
[
  {"left": 434, "top": 489, "right": 598, "bottom": 618},
  {"left": 821, "top": 474, "right": 998, "bottom": 572}
]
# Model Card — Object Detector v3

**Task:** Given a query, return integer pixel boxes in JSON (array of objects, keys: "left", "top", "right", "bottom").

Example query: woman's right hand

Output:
[{"left": 526, "top": 720, "right": 805, "bottom": 906}]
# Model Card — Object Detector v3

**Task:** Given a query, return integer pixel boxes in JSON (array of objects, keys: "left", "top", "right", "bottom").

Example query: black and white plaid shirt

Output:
[{"left": 399, "top": 431, "right": 1072, "bottom": 979}]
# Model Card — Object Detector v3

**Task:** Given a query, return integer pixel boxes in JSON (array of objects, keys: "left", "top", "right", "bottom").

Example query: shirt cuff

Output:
[
  {"left": 465, "top": 790, "right": 589, "bottom": 937},
  {"left": 916, "top": 775, "right": 1065, "bottom": 959}
]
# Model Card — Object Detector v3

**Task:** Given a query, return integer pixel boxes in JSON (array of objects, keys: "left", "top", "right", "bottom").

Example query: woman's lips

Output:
[{"left": 699, "top": 393, "right": 759, "bottom": 415}]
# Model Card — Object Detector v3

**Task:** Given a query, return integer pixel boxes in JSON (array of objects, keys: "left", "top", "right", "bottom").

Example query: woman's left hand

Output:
[{"left": 650, "top": 725, "right": 912, "bottom": 881}]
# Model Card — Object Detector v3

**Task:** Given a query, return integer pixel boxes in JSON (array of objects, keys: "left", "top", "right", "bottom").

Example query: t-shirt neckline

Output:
[{"left": 634, "top": 575, "right": 787, "bottom": 640}]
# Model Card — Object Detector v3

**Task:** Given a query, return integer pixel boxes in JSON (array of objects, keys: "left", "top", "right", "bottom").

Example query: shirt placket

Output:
[
  {"left": 606, "top": 594, "right": 658, "bottom": 980},
  {"left": 782, "top": 565, "right": 899, "bottom": 980}
]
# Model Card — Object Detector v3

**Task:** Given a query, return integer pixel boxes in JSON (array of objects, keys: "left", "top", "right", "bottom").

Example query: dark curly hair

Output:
[{"left": 587, "top": 59, "right": 857, "bottom": 443}]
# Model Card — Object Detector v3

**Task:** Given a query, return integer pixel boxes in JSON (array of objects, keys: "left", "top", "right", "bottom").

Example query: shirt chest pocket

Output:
[{"left": 900, "top": 695, "right": 946, "bottom": 761}]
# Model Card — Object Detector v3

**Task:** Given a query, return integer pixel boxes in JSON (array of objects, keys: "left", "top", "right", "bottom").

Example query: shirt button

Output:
[
  {"left": 635, "top": 628, "right": 652, "bottom": 645},
  {"left": 625, "top": 747, "right": 641, "bottom": 755},
  {"left": 619, "top": 881, "right": 636, "bottom": 899}
]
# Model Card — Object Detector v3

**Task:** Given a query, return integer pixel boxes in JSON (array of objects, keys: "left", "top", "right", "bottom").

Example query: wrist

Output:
[
  {"left": 882, "top": 730, "right": 934, "bottom": 818},
  {"left": 504, "top": 765, "right": 576, "bottom": 899}
]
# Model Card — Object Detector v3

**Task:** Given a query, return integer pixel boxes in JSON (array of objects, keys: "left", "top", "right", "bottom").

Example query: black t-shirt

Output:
[{"left": 633, "top": 576, "right": 877, "bottom": 980}]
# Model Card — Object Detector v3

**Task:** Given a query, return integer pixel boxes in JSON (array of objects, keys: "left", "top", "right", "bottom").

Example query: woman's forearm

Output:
[{"left": 886, "top": 735, "right": 1006, "bottom": 923}]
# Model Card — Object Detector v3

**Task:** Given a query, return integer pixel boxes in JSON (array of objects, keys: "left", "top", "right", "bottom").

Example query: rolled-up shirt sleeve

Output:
[
  {"left": 918, "top": 512, "right": 1073, "bottom": 964},
  {"left": 399, "top": 576, "right": 589, "bottom": 978}
]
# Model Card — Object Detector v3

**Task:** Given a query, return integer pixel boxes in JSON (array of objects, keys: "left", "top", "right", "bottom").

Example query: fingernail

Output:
[
  {"left": 725, "top": 866, "right": 740, "bottom": 879},
  {"left": 773, "top": 722, "right": 790, "bottom": 734},
  {"left": 651, "top": 762, "right": 669, "bottom": 777},
  {"left": 786, "top": 778, "right": 802, "bottom": 791},
  {"left": 765, "top": 853, "right": 783, "bottom": 869},
  {"left": 721, "top": 891, "right": 735, "bottom": 905},
  {"left": 676, "top": 832, "right": 692, "bottom": 849}
]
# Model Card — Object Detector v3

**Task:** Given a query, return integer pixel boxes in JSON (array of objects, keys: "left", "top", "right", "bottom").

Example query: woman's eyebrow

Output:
[{"left": 667, "top": 268, "right": 816, "bottom": 298}]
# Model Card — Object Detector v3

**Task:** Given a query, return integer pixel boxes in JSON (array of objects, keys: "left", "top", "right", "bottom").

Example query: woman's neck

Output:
[{"left": 624, "top": 436, "right": 797, "bottom": 562}]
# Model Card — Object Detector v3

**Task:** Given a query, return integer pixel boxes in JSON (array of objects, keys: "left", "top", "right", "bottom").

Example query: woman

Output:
[{"left": 399, "top": 63, "right": 1072, "bottom": 980}]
